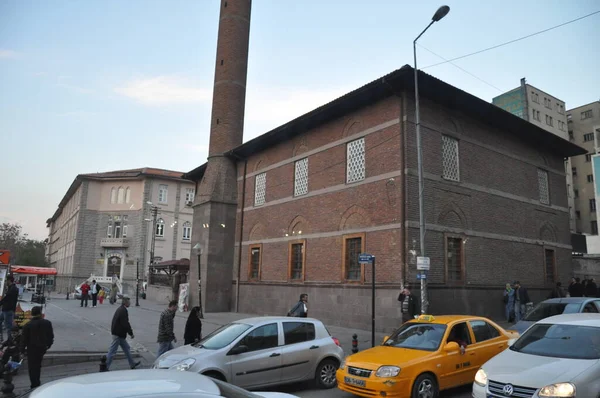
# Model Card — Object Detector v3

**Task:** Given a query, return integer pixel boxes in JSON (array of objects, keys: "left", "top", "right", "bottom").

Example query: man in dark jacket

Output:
[
  {"left": 585, "top": 278, "right": 598, "bottom": 297},
  {"left": 287, "top": 294, "right": 308, "bottom": 317},
  {"left": 157, "top": 300, "right": 178, "bottom": 357},
  {"left": 20, "top": 306, "right": 53, "bottom": 389},
  {"left": 569, "top": 277, "right": 584, "bottom": 297},
  {"left": 549, "top": 282, "right": 565, "bottom": 299},
  {"left": 398, "top": 286, "right": 419, "bottom": 324},
  {"left": 106, "top": 296, "right": 140, "bottom": 370},
  {"left": 0, "top": 275, "right": 19, "bottom": 341}
]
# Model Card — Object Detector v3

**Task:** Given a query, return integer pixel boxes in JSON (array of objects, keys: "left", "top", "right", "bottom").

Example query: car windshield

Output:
[
  {"left": 212, "top": 378, "right": 262, "bottom": 398},
  {"left": 194, "top": 323, "right": 252, "bottom": 350},
  {"left": 510, "top": 323, "right": 600, "bottom": 360},
  {"left": 382, "top": 323, "right": 447, "bottom": 351},
  {"left": 523, "top": 303, "right": 581, "bottom": 322}
]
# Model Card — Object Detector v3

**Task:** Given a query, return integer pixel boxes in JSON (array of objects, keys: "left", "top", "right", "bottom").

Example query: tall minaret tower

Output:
[{"left": 190, "top": 0, "right": 251, "bottom": 312}]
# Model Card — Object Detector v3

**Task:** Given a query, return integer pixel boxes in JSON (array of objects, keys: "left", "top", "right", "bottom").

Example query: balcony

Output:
[{"left": 101, "top": 238, "right": 129, "bottom": 248}]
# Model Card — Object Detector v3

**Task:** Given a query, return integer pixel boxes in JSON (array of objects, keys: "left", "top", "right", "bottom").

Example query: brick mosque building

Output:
[{"left": 186, "top": 0, "right": 585, "bottom": 331}]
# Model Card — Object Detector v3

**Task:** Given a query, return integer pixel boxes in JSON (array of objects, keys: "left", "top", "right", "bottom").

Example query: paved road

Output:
[{"left": 44, "top": 297, "right": 473, "bottom": 397}]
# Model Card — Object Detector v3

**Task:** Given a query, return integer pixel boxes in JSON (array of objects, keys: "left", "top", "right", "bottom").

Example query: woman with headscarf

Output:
[
  {"left": 503, "top": 283, "right": 515, "bottom": 323},
  {"left": 184, "top": 306, "right": 202, "bottom": 345}
]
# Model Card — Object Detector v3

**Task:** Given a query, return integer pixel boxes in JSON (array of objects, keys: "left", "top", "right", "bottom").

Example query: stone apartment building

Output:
[
  {"left": 186, "top": 65, "right": 585, "bottom": 331},
  {"left": 568, "top": 101, "right": 600, "bottom": 235},
  {"left": 46, "top": 168, "right": 195, "bottom": 295}
]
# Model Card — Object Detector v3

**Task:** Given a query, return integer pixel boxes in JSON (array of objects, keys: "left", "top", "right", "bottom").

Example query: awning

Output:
[{"left": 10, "top": 266, "right": 58, "bottom": 276}]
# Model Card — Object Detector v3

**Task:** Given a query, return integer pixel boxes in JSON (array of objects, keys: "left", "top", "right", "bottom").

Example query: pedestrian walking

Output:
[
  {"left": 503, "top": 283, "right": 515, "bottom": 322},
  {"left": 106, "top": 296, "right": 140, "bottom": 370},
  {"left": 0, "top": 275, "right": 19, "bottom": 341},
  {"left": 157, "top": 300, "right": 178, "bottom": 357},
  {"left": 398, "top": 286, "right": 419, "bottom": 324},
  {"left": 286, "top": 294, "right": 308, "bottom": 317},
  {"left": 584, "top": 278, "right": 598, "bottom": 297},
  {"left": 109, "top": 280, "right": 118, "bottom": 305},
  {"left": 20, "top": 306, "right": 54, "bottom": 389},
  {"left": 98, "top": 288, "right": 106, "bottom": 305},
  {"left": 184, "top": 306, "right": 202, "bottom": 345},
  {"left": 569, "top": 277, "right": 584, "bottom": 297},
  {"left": 549, "top": 282, "right": 565, "bottom": 299},
  {"left": 90, "top": 280, "right": 102, "bottom": 308},
  {"left": 80, "top": 281, "right": 91, "bottom": 307},
  {"left": 513, "top": 281, "right": 531, "bottom": 322}
]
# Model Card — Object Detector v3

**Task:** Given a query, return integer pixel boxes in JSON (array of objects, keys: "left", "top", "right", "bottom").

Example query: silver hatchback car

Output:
[{"left": 153, "top": 317, "right": 344, "bottom": 390}]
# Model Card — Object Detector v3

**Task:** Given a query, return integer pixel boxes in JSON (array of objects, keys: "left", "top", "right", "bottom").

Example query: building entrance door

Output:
[{"left": 107, "top": 256, "right": 121, "bottom": 279}]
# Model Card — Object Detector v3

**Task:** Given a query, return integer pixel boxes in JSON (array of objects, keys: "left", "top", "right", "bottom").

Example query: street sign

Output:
[
  {"left": 359, "top": 253, "right": 374, "bottom": 264},
  {"left": 416, "top": 256, "right": 430, "bottom": 271},
  {"left": 0, "top": 250, "right": 10, "bottom": 265},
  {"left": 417, "top": 271, "right": 427, "bottom": 280}
]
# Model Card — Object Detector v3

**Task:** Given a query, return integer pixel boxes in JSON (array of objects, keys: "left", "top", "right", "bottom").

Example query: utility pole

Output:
[{"left": 150, "top": 205, "right": 158, "bottom": 268}]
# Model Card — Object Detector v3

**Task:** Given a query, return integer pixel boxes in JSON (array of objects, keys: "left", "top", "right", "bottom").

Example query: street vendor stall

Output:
[{"left": 2, "top": 266, "right": 57, "bottom": 327}]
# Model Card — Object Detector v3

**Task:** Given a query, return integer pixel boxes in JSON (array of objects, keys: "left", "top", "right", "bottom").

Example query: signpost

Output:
[
  {"left": 359, "top": 253, "right": 376, "bottom": 347},
  {"left": 416, "top": 256, "right": 430, "bottom": 270}
]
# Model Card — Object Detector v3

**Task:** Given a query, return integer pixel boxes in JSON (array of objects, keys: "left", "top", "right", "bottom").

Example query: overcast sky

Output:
[{"left": 1, "top": 0, "right": 599, "bottom": 240}]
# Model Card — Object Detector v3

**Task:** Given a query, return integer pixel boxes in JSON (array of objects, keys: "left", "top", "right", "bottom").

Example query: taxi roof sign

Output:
[{"left": 417, "top": 314, "right": 435, "bottom": 322}]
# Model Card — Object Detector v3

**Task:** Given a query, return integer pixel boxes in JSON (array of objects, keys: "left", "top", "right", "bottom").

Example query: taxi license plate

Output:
[{"left": 344, "top": 376, "right": 366, "bottom": 387}]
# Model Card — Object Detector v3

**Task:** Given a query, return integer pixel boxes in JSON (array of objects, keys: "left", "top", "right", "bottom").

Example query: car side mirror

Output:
[
  {"left": 443, "top": 342, "right": 459, "bottom": 353},
  {"left": 382, "top": 335, "right": 389, "bottom": 344},
  {"left": 228, "top": 345, "right": 249, "bottom": 356}
]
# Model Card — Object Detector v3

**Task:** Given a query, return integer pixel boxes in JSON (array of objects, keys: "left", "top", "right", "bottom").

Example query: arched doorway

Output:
[{"left": 107, "top": 255, "right": 122, "bottom": 279}]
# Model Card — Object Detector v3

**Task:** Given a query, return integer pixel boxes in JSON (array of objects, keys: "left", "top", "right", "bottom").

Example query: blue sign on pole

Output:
[
  {"left": 417, "top": 272, "right": 427, "bottom": 280},
  {"left": 359, "top": 253, "right": 374, "bottom": 264}
]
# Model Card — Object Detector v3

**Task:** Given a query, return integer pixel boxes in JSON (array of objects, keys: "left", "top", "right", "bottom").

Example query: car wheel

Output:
[
  {"left": 315, "top": 359, "right": 338, "bottom": 389},
  {"left": 411, "top": 373, "right": 439, "bottom": 398}
]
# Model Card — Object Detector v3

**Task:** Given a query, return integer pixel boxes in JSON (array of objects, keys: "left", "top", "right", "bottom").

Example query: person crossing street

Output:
[{"left": 106, "top": 296, "right": 140, "bottom": 370}]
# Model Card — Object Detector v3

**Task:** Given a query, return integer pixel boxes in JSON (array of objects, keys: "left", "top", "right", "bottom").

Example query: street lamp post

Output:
[
  {"left": 413, "top": 5, "right": 450, "bottom": 314},
  {"left": 193, "top": 243, "right": 204, "bottom": 318},
  {"left": 135, "top": 258, "right": 140, "bottom": 307}
]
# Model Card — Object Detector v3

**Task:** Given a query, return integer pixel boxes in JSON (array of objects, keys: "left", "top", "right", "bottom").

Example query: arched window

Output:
[
  {"left": 117, "top": 187, "right": 125, "bottom": 204},
  {"left": 182, "top": 221, "right": 192, "bottom": 240},
  {"left": 125, "top": 187, "right": 131, "bottom": 204},
  {"left": 155, "top": 218, "right": 165, "bottom": 237},
  {"left": 110, "top": 188, "right": 117, "bottom": 204}
]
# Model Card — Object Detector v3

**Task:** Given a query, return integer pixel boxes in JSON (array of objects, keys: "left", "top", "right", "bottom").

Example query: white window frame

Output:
[
  {"left": 346, "top": 138, "right": 366, "bottom": 184},
  {"left": 158, "top": 184, "right": 168, "bottom": 203},
  {"left": 254, "top": 173, "right": 267, "bottom": 206},
  {"left": 107, "top": 221, "right": 113, "bottom": 238},
  {"left": 294, "top": 158, "right": 309, "bottom": 197},
  {"left": 123, "top": 224, "right": 128, "bottom": 238},
  {"left": 182, "top": 222, "right": 192, "bottom": 240},
  {"left": 156, "top": 218, "right": 165, "bottom": 237},
  {"left": 185, "top": 188, "right": 195, "bottom": 203}
]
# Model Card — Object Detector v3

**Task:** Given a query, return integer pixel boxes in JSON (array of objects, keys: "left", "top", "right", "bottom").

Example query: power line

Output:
[{"left": 422, "top": 10, "right": 600, "bottom": 69}]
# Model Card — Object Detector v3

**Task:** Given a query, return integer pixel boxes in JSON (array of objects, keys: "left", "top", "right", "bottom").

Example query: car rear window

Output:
[
  {"left": 511, "top": 323, "right": 600, "bottom": 360},
  {"left": 283, "top": 322, "right": 316, "bottom": 345},
  {"left": 523, "top": 303, "right": 580, "bottom": 322}
]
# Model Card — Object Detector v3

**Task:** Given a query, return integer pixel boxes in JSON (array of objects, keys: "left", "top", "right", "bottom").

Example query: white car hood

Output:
[
  {"left": 254, "top": 393, "right": 300, "bottom": 398},
  {"left": 155, "top": 344, "right": 209, "bottom": 368},
  {"left": 484, "top": 349, "right": 597, "bottom": 387}
]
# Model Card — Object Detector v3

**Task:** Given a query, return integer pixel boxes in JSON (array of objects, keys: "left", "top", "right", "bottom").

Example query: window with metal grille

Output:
[
  {"left": 289, "top": 243, "right": 304, "bottom": 280},
  {"left": 294, "top": 158, "right": 309, "bottom": 196},
  {"left": 586, "top": 154, "right": 592, "bottom": 162},
  {"left": 249, "top": 246, "right": 261, "bottom": 279},
  {"left": 590, "top": 199, "right": 596, "bottom": 212},
  {"left": 254, "top": 173, "right": 266, "bottom": 206},
  {"left": 544, "top": 249, "right": 555, "bottom": 282},
  {"left": 346, "top": 138, "right": 365, "bottom": 183},
  {"left": 538, "top": 169, "right": 550, "bottom": 204},
  {"left": 344, "top": 237, "right": 362, "bottom": 280},
  {"left": 584, "top": 133, "right": 594, "bottom": 142},
  {"left": 588, "top": 174, "right": 594, "bottom": 183},
  {"left": 442, "top": 135, "right": 460, "bottom": 181},
  {"left": 446, "top": 237, "right": 463, "bottom": 281}
]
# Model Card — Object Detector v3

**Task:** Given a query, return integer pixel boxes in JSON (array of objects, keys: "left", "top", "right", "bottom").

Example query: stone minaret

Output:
[{"left": 190, "top": 0, "right": 251, "bottom": 312}]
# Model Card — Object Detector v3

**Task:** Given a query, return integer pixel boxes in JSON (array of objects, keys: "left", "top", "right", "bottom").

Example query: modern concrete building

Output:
[
  {"left": 568, "top": 102, "right": 600, "bottom": 235},
  {"left": 493, "top": 78, "right": 575, "bottom": 232},
  {"left": 46, "top": 168, "right": 195, "bottom": 295}
]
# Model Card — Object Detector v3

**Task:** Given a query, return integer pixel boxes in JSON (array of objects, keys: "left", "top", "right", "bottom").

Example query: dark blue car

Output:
[{"left": 512, "top": 297, "right": 600, "bottom": 334}]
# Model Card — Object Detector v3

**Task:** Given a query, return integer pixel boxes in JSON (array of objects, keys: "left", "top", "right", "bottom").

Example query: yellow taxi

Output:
[{"left": 336, "top": 315, "right": 519, "bottom": 398}]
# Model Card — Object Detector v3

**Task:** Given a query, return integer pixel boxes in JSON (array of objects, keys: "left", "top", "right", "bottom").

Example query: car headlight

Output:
[
  {"left": 375, "top": 366, "right": 400, "bottom": 378},
  {"left": 170, "top": 358, "right": 196, "bottom": 371},
  {"left": 474, "top": 369, "right": 487, "bottom": 387},
  {"left": 539, "top": 383, "right": 576, "bottom": 397}
]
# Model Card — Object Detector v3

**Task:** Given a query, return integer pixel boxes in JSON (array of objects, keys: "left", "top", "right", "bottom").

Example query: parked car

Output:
[
  {"left": 512, "top": 297, "right": 600, "bottom": 334},
  {"left": 336, "top": 314, "right": 519, "bottom": 398},
  {"left": 30, "top": 369, "right": 300, "bottom": 398},
  {"left": 153, "top": 316, "right": 344, "bottom": 390},
  {"left": 473, "top": 313, "right": 600, "bottom": 398}
]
